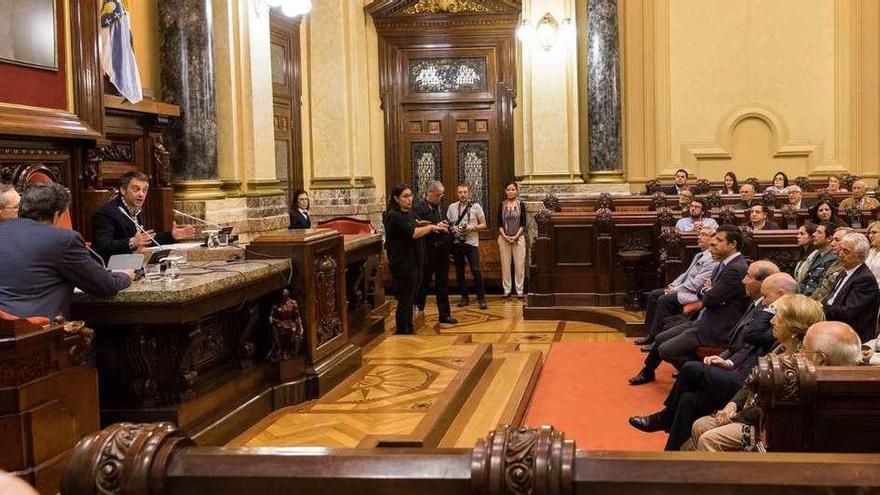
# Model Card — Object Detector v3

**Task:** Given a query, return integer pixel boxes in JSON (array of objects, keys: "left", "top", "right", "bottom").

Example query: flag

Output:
[{"left": 100, "top": 0, "right": 143, "bottom": 103}]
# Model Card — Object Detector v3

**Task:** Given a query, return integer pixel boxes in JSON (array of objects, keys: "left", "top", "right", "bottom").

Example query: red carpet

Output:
[{"left": 524, "top": 342, "right": 675, "bottom": 451}]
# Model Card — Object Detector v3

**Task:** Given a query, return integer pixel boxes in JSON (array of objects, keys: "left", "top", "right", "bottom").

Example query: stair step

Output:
[{"left": 438, "top": 349, "right": 543, "bottom": 448}]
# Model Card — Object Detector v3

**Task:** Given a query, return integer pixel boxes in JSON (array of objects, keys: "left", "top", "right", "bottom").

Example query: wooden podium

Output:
[{"left": 248, "top": 229, "right": 361, "bottom": 398}]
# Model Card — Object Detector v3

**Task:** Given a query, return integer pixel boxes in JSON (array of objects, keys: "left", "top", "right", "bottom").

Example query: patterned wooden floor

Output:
[{"left": 229, "top": 297, "right": 626, "bottom": 449}]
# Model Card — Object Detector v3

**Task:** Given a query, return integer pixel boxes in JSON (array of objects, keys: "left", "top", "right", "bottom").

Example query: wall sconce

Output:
[
  {"left": 266, "top": 0, "right": 312, "bottom": 18},
  {"left": 517, "top": 12, "right": 574, "bottom": 51}
]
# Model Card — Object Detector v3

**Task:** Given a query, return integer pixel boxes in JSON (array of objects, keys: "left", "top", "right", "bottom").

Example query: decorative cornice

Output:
[{"left": 366, "top": 0, "right": 520, "bottom": 17}]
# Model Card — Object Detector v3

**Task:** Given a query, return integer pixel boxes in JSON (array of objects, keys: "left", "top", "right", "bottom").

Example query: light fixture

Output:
[
  {"left": 266, "top": 0, "right": 312, "bottom": 18},
  {"left": 517, "top": 12, "right": 573, "bottom": 51}
]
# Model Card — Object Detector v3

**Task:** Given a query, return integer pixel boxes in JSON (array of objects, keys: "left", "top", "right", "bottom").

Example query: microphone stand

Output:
[{"left": 117, "top": 206, "right": 163, "bottom": 249}]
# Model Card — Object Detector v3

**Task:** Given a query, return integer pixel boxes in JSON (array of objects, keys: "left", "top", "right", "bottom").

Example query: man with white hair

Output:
[
  {"left": 839, "top": 179, "right": 880, "bottom": 211},
  {"left": 823, "top": 232, "right": 880, "bottom": 342},
  {"left": 0, "top": 183, "right": 20, "bottom": 223}
]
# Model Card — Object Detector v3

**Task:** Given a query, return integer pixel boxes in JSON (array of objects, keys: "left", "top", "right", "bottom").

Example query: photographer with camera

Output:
[
  {"left": 414, "top": 180, "right": 458, "bottom": 325},
  {"left": 447, "top": 183, "right": 488, "bottom": 310}
]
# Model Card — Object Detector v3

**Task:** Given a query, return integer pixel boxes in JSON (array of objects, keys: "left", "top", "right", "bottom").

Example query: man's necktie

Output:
[{"left": 827, "top": 271, "right": 848, "bottom": 305}]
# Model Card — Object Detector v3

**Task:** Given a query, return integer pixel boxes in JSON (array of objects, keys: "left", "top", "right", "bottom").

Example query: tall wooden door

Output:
[{"left": 270, "top": 10, "right": 303, "bottom": 201}]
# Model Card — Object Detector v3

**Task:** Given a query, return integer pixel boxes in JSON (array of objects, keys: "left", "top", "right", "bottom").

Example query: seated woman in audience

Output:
[
  {"left": 864, "top": 221, "right": 880, "bottom": 282},
  {"left": 719, "top": 171, "right": 739, "bottom": 195},
  {"left": 793, "top": 223, "right": 818, "bottom": 284},
  {"left": 289, "top": 189, "right": 312, "bottom": 229},
  {"left": 809, "top": 198, "right": 847, "bottom": 227},
  {"left": 764, "top": 171, "right": 789, "bottom": 195},
  {"left": 825, "top": 174, "right": 848, "bottom": 193},
  {"left": 689, "top": 319, "right": 861, "bottom": 451}
]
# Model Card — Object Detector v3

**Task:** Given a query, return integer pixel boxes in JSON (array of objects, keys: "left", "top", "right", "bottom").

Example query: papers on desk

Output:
[{"left": 145, "top": 242, "right": 204, "bottom": 251}]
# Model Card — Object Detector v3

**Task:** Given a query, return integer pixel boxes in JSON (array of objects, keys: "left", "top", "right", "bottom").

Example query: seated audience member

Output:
[
  {"left": 92, "top": 171, "right": 196, "bottom": 262},
  {"left": 861, "top": 337, "right": 880, "bottom": 365},
  {"left": 809, "top": 198, "right": 847, "bottom": 227},
  {"left": 636, "top": 227, "right": 718, "bottom": 346},
  {"left": 811, "top": 227, "right": 854, "bottom": 301},
  {"left": 735, "top": 183, "right": 757, "bottom": 210},
  {"left": 822, "top": 232, "right": 880, "bottom": 342},
  {"left": 0, "top": 183, "right": 20, "bottom": 222},
  {"left": 764, "top": 171, "right": 789, "bottom": 195},
  {"left": 798, "top": 222, "right": 838, "bottom": 295},
  {"left": 631, "top": 276, "right": 802, "bottom": 451},
  {"left": 289, "top": 189, "right": 312, "bottom": 229},
  {"left": 864, "top": 221, "right": 880, "bottom": 281},
  {"left": 0, "top": 183, "right": 133, "bottom": 319},
  {"left": 719, "top": 171, "right": 738, "bottom": 195},
  {"left": 786, "top": 185, "right": 812, "bottom": 210},
  {"left": 825, "top": 174, "right": 847, "bottom": 193},
  {"left": 746, "top": 203, "right": 778, "bottom": 231},
  {"left": 630, "top": 225, "right": 751, "bottom": 384},
  {"left": 793, "top": 223, "right": 818, "bottom": 284},
  {"left": 838, "top": 179, "right": 879, "bottom": 211},
  {"left": 675, "top": 198, "right": 718, "bottom": 232},
  {"left": 663, "top": 168, "right": 690, "bottom": 195},
  {"left": 690, "top": 320, "right": 861, "bottom": 452},
  {"left": 676, "top": 188, "right": 694, "bottom": 211}
]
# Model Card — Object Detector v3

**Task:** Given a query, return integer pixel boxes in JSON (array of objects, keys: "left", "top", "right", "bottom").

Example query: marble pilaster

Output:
[
  {"left": 159, "top": 0, "right": 221, "bottom": 192},
  {"left": 586, "top": 0, "right": 623, "bottom": 180}
]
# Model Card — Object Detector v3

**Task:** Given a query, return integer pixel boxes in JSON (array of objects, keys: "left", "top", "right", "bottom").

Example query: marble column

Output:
[
  {"left": 159, "top": 0, "right": 223, "bottom": 198},
  {"left": 586, "top": 0, "right": 623, "bottom": 181}
]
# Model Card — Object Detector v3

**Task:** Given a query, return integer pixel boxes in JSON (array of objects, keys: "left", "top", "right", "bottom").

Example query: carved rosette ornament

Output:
[
  {"left": 596, "top": 192, "right": 615, "bottom": 211},
  {"left": 315, "top": 254, "right": 343, "bottom": 347},
  {"left": 655, "top": 207, "right": 675, "bottom": 229},
  {"left": 845, "top": 203, "right": 862, "bottom": 228},
  {"left": 718, "top": 206, "right": 738, "bottom": 227},
  {"left": 594, "top": 207, "right": 614, "bottom": 234},
  {"left": 706, "top": 190, "right": 722, "bottom": 210},
  {"left": 746, "top": 355, "right": 817, "bottom": 410},
  {"left": 650, "top": 191, "right": 667, "bottom": 211},
  {"left": 780, "top": 205, "right": 800, "bottom": 229},
  {"left": 472, "top": 425, "right": 575, "bottom": 495},
  {"left": 534, "top": 207, "right": 552, "bottom": 226},
  {"left": 692, "top": 178, "right": 711, "bottom": 194},
  {"left": 61, "top": 422, "right": 194, "bottom": 495},
  {"left": 84, "top": 147, "right": 103, "bottom": 190},
  {"left": 794, "top": 176, "right": 812, "bottom": 192},
  {"left": 644, "top": 179, "right": 662, "bottom": 195},
  {"left": 403, "top": 0, "right": 497, "bottom": 14},
  {"left": 542, "top": 193, "right": 559, "bottom": 212},
  {"left": 659, "top": 227, "right": 682, "bottom": 253},
  {"left": 761, "top": 190, "right": 776, "bottom": 207}
]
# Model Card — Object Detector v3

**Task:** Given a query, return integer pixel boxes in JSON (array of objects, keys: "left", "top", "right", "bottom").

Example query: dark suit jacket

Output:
[
  {"left": 823, "top": 263, "right": 880, "bottom": 342},
  {"left": 750, "top": 221, "right": 779, "bottom": 230},
  {"left": 721, "top": 302, "right": 775, "bottom": 369},
  {"left": 289, "top": 208, "right": 311, "bottom": 229},
  {"left": 662, "top": 185, "right": 686, "bottom": 195},
  {"left": 734, "top": 199, "right": 755, "bottom": 210},
  {"left": 798, "top": 248, "right": 838, "bottom": 296},
  {"left": 0, "top": 218, "right": 131, "bottom": 319},
  {"left": 92, "top": 196, "right": 173, "bottom": 262},
  {"left": 696, "top": 254, "right": 751, "bottom": 346}
]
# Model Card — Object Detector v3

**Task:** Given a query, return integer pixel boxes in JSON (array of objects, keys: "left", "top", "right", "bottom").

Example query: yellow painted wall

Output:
[
  {"left": 128, "top": 0, "right": 161, "bottom": 99},
  {"left": 622, "top": 0, "right": 880, "bottom": 187}
]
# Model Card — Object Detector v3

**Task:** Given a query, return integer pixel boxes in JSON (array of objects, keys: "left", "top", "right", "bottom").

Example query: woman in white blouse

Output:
[{"left": 864, "top": 221, "right": 880, "bottom": 281}]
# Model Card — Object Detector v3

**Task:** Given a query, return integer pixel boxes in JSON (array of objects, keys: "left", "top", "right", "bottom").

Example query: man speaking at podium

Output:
[{"left": 92, "top": 171, "right": 195, "bottom": 262}]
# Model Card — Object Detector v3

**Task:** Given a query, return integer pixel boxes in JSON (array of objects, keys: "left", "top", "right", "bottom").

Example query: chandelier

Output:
[{"left": 267, "top": 0, "right": 313, "bottom": 18}]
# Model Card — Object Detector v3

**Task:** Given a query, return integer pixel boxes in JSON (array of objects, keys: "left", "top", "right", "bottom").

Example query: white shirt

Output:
[{"left": 827, "top": 264, "right": 861, "bottom": 305}]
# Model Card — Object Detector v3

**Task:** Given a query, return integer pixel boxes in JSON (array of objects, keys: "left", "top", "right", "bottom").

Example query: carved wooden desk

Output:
[
  {"left": 343, "top": 233, "right": 387, "bottom": 343},
  {"left": 71, "top": 259, "right": 291, "bottom": 442}
]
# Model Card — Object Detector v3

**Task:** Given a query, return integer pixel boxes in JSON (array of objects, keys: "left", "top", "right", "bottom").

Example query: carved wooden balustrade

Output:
[{"left": 60, "top": 423, "right": 880, "bottom": 495}]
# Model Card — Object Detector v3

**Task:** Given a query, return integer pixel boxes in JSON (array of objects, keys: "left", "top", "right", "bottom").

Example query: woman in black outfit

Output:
[
  {"left": 289, "top": 189, "right": 311, "bottom": 229},
  {"left": 383, "top": 184, "right": 448, "bottom": 334}
]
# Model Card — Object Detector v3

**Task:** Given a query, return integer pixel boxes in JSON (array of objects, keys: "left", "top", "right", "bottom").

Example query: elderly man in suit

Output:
[
  {"left": 629, "top": 269, "right": 796, "bottom": 451},
  {"left": 0, "top": 183, "right": 133, "bottom": 319},
  {"left": 0, "top": 183, "right": 19, "bottom": 223},
  {"left": 823, "top": 232, "right": 880, "bottom": 342},
  {"left": 636, "top": 226, "right": 718, "bottom": 347},
  {"left": 92, "top": 171, "right": 195, "bottom": 262},
  {"left": 838, "top": 180, "right": 880, "bottom": 211},
  {"left": 630, "top": 225, "right": 752, "bottom": 384}
]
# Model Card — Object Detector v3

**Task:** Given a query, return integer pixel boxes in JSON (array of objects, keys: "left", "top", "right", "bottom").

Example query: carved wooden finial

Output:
[{"left": 746, "top": 355, "right": 817, "bottom": 410}]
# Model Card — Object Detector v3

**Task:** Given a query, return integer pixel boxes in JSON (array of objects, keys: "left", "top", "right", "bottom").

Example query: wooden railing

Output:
[{"left": 60, "top": 423, "right": 880, "bottom": 495}]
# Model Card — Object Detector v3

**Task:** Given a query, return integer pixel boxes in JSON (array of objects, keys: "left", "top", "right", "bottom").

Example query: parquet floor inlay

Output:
[{"left": 230, "top": 297, "right": 627, "bottom": 449}]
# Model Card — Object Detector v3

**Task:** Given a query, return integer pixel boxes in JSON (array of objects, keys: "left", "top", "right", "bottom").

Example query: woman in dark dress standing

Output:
[
  {"left": 383, "top": 184, "right": 448, "bottom": 334},
  {"left": 289, "top": 189, "right": 311, "bottom": 229}
]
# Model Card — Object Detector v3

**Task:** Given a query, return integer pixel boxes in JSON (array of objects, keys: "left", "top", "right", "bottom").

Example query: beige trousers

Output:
[
  {"left": 691, "top": 414, "right": 748, "bottom": 451},
  {"left": 498, "top": 236, "right": 526, "bottom": 296}
]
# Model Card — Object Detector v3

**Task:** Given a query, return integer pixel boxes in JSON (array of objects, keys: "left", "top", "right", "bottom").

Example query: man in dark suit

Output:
[
  {"left": 746, "top": 203, "right": 779, "bottom": 230},
  {"left": 414, "top": 180, "right": 457, "bottom": 325},
  {"left": 734, "top": 183, "right": 757, "bottom": 210},
  {"left": 629, "top": 269, "right": 795, "bottom": 451},
  {"left": 662, "top": 169, "right": 689, "bottom": 195},
  {"left": 92, "top": 171, "right": 195, "bottom": 262},
  {"left": 823, "top": 232, "right": 880, "bottom": 342},
  {"left": 630, "top": 225, "right": 751, "bottom": 384},
  {"left": 0, "top": 183, "right": 133, "bottom": 319}
]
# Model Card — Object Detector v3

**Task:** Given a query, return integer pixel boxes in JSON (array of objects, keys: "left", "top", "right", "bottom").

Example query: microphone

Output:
[
  {"left": 118, "top": 206, "right": 163, "bottom": 249},
  {"left": 173, "top": 209, "right": 224, "bottom": 229}
]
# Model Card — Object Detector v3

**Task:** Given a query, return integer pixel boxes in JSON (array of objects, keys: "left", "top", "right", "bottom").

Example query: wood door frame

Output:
[
  {"left": 366, "top": 0, "right": 520, "bottom": 227},
  {"left": 270, "top": 10, "right": 304, "bottom": 197}
]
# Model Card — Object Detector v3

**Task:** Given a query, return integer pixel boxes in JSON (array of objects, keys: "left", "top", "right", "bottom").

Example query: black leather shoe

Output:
[
  {"left": 438, "top": 317, "right": 459, "bottom": 324},
  {"left": 634, "top": 336, "right": 654, "bottom": 346},
  {"left": 628, "top": 368, "right": 655, "bottom": 385},
  {"left": 628, "top": 411, "right": 670, "bottom": 433},
  {"left": 640, "top": 344, "right": 653, "bottom": 353},
  {"left": 457, "top": 298, "right": 470, "bottom": 307},
  {"left": 478, "top": 300, "right": 488, "bottom": 310}
]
